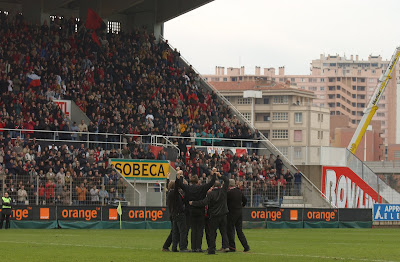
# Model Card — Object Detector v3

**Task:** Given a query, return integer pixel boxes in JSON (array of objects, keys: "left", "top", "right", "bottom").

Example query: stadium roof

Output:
[
  {"left": 210, "top": 81, "right": 314, "bottom": 93},
  {"left": 0, "top": 0, "right": 213, "bottom": 22}
]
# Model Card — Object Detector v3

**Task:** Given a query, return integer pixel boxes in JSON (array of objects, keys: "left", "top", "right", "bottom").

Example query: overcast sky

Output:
[{"left": 164, "top": 0, "right": 400, "bottom": 75}]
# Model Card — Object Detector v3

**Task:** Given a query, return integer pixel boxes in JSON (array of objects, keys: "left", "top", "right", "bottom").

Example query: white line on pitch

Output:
[
  {"left": 250, "top": 252, "right": 398, "bottom": 262},
  {"left": 0, "top": 240, "right": 152, "bottom": 251}
]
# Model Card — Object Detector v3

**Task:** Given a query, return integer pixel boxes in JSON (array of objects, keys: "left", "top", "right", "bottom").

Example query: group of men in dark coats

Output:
[{"left": 163, "top": 168, "right": 250, "bottom": 255}]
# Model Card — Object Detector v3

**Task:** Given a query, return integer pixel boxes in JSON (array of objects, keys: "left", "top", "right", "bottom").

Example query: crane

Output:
[{"left": 348, "top": 47, "right": 400, "bottom": 154}]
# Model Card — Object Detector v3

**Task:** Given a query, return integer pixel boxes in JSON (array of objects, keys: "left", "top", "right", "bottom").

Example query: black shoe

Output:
[
  {"left": 192, "top": 249, "right": 197, "bottom": 252},
  {"left": 244, "top": 247, "right": 250, "bottom": 252},
  {"left": 162, "top": 248, "right": 170, "bottom": 252},
  {"left": 207, "top": 252, "right": 216, "bottom": 255},
  {"left": 228, "top": 248, "right": 236, "bottom": 252},
  {"left": 180, "top": 249, "right": 191, "bottom": 253},
  {"left": 172, "top": 249, "right": 179, "bottom": 252},
  {"left": 196, "top": 249, "right": 204, "bottom": 253}
]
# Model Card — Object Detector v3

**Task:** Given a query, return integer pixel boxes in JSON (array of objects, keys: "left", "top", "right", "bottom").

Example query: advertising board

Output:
[
  {"left": 322, "top": 166, "right": 380, "bottom": 208},
  {"left": 110, "top": 159, "right": 169, "bottom": 180}
]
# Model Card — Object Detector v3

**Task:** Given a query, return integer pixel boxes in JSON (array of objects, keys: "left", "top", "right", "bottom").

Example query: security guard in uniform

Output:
[{"left": 0, "top": 192, "right": 12, "bottom": 229}]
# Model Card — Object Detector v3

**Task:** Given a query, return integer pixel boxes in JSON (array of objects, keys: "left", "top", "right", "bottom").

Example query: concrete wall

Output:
[{"left": 297, "top": 165, "right": 323, "bottom": 191}]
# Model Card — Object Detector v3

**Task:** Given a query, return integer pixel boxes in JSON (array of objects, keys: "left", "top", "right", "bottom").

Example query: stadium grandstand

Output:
[{"left": 0, "top": 0, "right": 330, "bottom": 208}]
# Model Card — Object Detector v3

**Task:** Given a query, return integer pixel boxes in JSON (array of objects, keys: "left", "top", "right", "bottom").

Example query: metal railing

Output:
[
  {"left": 0, "top": 169, "right": 142, "bottom": 206},
  {"left": 346, "top": 149, "right": 400, "bottom": 204}
]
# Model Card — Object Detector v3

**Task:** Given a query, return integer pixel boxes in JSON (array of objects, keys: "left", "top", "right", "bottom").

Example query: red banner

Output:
[{"left": 322, "top": 166, "right": 380, "bottom": 208}]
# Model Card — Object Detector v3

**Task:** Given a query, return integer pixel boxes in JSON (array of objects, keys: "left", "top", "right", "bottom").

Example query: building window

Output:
[
  {"left": 264, "top": 98, "right": 270, "bottom": 104},
  {"left": 320, "top": 87, "right": 325, "bottom": 91},
  {"left": 294, "top": 147, "right": 302, "bottom": 159},
  {"left": 223, "top": 78, "right": 228, "bottom": 82},
  {"left": 273, "top": 96, "right": 288, "bottom": 104},
  {"left": 225, "top": 96, "right": 231, "bottom": 102},
  {"left": 309, "top": 86, "right": 317, "bottom": 91},
  {"left": 294, "top": 112, "right": 302, "bottom": 123},
  {"left": 317, "top": 131, "right": 324, "bottom": 139},
  {"left": 272, "top": 130, "right": 288, "bottom": 139},
  {"left": 272, "top": 112, "right": 289, "bottom": 121},
  {"left": 277, "top": 147, "right": 288, "bottom": 158},
  {"left": 320, "top": 114, "right": 323, "bottom": 122},
  {"left": 294, "top": 130, "right": 302, "bottom": 142},
  {"left": 243, "top": 113, "right": 251, "bottom": 122},
  {"left": 237, "top": 98, "right": 251, "bottom": 104},
  {"left": 320, "top": 95, "right": 325, "bottom": 99},
  {"left": 263, "top": 115, "right": 270, "bottom": 122},
  {"left": 108, "top": 21, "right": 121, "bottom": 34}
]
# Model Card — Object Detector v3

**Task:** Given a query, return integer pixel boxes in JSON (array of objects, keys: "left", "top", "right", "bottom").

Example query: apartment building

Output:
[
  {"left": 205, "top": 55, "right": 398, "bottom": 152},
  {"left": 209, "top": 81, "right": 330, "bottom": 160}
]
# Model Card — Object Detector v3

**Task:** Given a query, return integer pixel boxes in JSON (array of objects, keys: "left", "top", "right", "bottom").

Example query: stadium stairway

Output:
[{"left": 280, "top": 196, "right": 312, "bottom": 208}]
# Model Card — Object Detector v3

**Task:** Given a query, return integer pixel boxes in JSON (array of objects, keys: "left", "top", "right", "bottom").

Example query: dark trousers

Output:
[
  {"left": 172, "top": 214, "right": 188, "bottom": 251},
  {"left": 208, "top": 215, "right": 228, "bottom": 254},
  {"left": 0, "top": 209, "right": 11, "bottom": 229},
  {"left": 163, "top": 217, "right": 173, "bottom": 249},
  {"left": 205, "top": 217, "right": 210, "bottom": 247},
  {"left": 190, "top": 214, "right": 205, "bottom": 251},
  {"left": 227, "top": 211, "right": 249, "bottom": 250}
]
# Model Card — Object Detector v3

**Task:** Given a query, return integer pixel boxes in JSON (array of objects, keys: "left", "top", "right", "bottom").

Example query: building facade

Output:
[
  {"left": 205, "top": 54, "right": 398, "bottom": 159},
  {"left": 210, "top": 81, "right": 330, "bottom": 159}
]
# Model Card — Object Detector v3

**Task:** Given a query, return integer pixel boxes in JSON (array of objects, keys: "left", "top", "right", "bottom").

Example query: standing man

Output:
[
  {"left": 284, "top": 169, "right": 294, "bottom": 196},
  {"left": 0, "top": 192, "right": 12, "bottom": 229},
  {"left": 294, "top": 169, "right": 302, "bottom": 196},
  {"left": 189, "top": 172, "right": 229, "bottom": 255},
  {"left": 178, "top": 168, "right": 216, "bottom": 252},
  {"left": 167, "top": 170, "right": 190, "bottom": 252},
  {"left": 275, "top": 155, "right": 283, "bottom": 177},
  {"left": 227, "top": 179, "right": 250, "bottom": 252}
]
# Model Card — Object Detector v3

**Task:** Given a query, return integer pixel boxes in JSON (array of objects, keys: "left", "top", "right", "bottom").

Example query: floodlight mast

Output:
[{"left": 348, "top": 47, "right": 400, "bottom": 154}]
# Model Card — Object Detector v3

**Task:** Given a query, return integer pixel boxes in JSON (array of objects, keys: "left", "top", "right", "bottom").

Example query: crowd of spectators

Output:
[
  {"left": 0, "top": 14, "right": 300, "bottom": 207},
  {"left": 177, "top": 145, "right": 302, "bottom": 207}
]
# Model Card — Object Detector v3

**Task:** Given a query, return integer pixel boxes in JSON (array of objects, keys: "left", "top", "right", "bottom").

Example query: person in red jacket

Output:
[
  {"left": 45, "top": 180, "right": 55, "bottom": 204},
  {"left": 38, "top": 183, "right": 45, "bottom": 205},
  {"left": 222, "top": 159, "right": 230, "bottom": 176}
]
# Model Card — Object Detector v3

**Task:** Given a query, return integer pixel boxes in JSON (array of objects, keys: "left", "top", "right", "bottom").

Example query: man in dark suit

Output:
[
  {"left": 166, "top": 171, "right": 190, "bottom": 252},
  {"left": 227, "top": 179, "right": 250, "bottom": 252},
  {"left": 190, "top": 172, "right": 229, "bottom": 255},
  {"left": 178, "top": 168, "right": 216, "bottom": 252}
]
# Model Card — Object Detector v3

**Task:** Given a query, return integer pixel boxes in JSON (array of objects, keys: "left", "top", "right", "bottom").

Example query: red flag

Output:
[
  {"left": 151, "top": 85, "right": 162, "bottom": 99},
  {"left": 92, "top": 31, "right": 101, "bottom": 46},
  {"left": 85, "top": 8, "right": 105, "bottom": 30},
  {"left": 149, "top": 145, "right": 163, "bottom": 158}
]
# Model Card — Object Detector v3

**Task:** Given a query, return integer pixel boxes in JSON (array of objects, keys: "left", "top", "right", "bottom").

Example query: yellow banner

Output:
[{"left": 111, "top": 159, "right": 169, "bottom": 179}]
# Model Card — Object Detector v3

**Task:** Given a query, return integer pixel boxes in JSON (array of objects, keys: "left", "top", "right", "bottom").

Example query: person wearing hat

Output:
[
  {"left": 0, "top": 192, "right": 12, "bottom": 229},
  {"left": 226, "top": 179, "right": 250, "bottom": 252}
]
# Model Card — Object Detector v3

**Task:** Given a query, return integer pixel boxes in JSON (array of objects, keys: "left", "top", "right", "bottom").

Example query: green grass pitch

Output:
[{"left": 0, "top": 228, "right": 398, "bottom": 261}]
